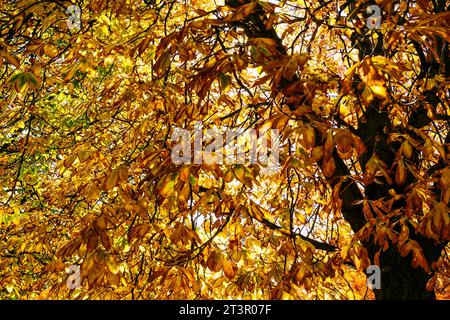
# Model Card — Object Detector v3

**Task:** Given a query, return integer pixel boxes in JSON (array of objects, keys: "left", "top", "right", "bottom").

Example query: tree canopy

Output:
[{"left": 0, "top": 0, "right": 449, "bottom": 300}]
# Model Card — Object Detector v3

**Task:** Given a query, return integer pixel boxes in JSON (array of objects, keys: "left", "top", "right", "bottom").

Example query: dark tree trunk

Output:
[
  {"left": 358, "top": 106, "right": 445, "bottom": 300},
  {"left": 374, "top": 248, "right": 434, "bottom": 300},
  {"left": 367, "top": 239, "right": 444, "bottom": 300}
]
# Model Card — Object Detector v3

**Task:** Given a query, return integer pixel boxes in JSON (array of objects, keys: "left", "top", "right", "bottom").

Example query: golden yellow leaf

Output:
[{"left": 105, "top": 170, "right": 119, "bottom": 191}]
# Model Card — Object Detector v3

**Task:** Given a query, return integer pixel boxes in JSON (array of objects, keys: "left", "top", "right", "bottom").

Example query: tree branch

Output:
[{"left": 260, "top": 217, "right": 338, "bottom": 252}]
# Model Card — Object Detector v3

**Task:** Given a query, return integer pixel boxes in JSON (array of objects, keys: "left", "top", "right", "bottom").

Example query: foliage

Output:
[{"left": 0, "top": 0, "right": 449, "bottom": 299}]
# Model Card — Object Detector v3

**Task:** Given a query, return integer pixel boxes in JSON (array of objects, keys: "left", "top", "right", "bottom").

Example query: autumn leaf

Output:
[
  {"left": 1, "top": 51, "right": 20, "bottom": 68},
  {"left": 222, "top": 259, "right": 237, "bottom": 279},
  {"left": 207, "top": 252, "right": 222, "bottom": 273},
  {"left": 105, "top": 170, "right": 119, "bottom": 191},
  {"left": 154, "top": 51, "right": 171, "bottom": 77}
]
